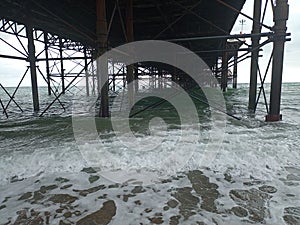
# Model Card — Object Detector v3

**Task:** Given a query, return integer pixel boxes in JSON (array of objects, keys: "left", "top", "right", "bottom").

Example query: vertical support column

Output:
[
  {"left": 26, "top": 21, "right": 39, "bottom": 112},
  {"left": 44, "top": 32, "right": 51, "bottom": 96},
  {"left": 59, "top": 38, "right": 65, "bottom": 94},
  {"left": 126, "top": 0, "right": 134, "bottom": 108},
  {"left": 84, "top": 48, "right": 90, "bottom": 97},
  {"left": 112, "top": 61, "right": 116, "bottom": 92},
  {"left": 123, "top": 67, "right": 126, "bottom": 88},
  {"left": 96, "top": 0, "right": 109, "bottom": 117},
  {"left": 248, "top": 0, "right": 262, "bottom": 112},
  {"left": 221, "top": 45, "right": 228, "bottom": 92},
  {"left": 215, "top": 56, "right": 219, "bottom": 78},
  {"left": 134, "top": 64, "right": 139, "bottom": 93},
  {"left": 266, "top": 0, "right": 289, "bottom": 122},
  {"left": 233, "top": 52, "right": 238, "bottom": 89},
  {"left": 91, "top": 61, "right": 96, "bottom": 96}
]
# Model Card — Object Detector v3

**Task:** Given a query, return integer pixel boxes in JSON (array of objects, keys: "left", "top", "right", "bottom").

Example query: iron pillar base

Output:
[{"left": 265, "top": 114, "right": 282, "bottom": 122}]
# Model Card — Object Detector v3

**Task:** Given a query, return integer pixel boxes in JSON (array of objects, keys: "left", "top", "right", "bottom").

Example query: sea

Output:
[{"left": 0, "top": 83, "right": 300, "bottom": 225}]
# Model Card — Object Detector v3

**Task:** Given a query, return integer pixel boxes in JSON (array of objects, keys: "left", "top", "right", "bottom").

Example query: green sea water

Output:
[{"left": 0, "top": 83, "right": 300, "bottom": 224}]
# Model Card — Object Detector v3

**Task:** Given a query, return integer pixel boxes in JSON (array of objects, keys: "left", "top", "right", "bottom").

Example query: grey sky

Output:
[
  {"left": 231, "top": 0, "right": 300, "bottom": 83},
  {"left": 0, "top": 0, "right": 298, "bottom": 87}
]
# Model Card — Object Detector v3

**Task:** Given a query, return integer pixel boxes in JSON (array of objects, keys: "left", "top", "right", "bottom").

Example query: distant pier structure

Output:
[{"left": 0, "top": 0, "right": 290, "bottom": 121}]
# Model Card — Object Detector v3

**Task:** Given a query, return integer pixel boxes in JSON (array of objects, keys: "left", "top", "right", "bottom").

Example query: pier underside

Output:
[
  {"left": 0, "top": 0, "right": 290, "bottom": 121},
  {"left": 0, "top": 0, "right": 245, "bottom": 66}
]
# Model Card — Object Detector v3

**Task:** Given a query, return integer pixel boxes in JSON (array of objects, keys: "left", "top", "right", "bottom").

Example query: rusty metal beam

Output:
[
  {"left": 126, "top": 0, "right": 134, "bottom": 108},
  {"left": 44, "top": 32, "right": 51, "bottom": 95},
  {"left": 96, "top": 0, "right": 109, "bottom": 117},
  {"left": 221, "top": 44, "right": 228, "bottom": 92},
  {"left": 248, "top": 0, "right": 262, "bottom": 113},
  {"left": 26, "top": 19, "right": 40, "bottom": 112},
  {"left": 59, "top": 38, "right": 66, "bottom": 94},
  {"left": 84, "top": 48, "right": 90, "bottom": 97},
  {"left": 266, "top": 0, "right": 289, "bottom": 122},
  {"left": 233, "top": 52, "right": 238, "bottom": 89}
]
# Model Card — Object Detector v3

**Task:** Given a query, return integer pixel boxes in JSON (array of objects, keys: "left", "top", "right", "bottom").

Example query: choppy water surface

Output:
[{"left": 0, "top": 84, "right": 300, "bottom": 225}]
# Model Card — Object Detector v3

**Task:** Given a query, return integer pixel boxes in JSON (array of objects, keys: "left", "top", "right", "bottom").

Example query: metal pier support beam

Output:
[
  {"left": 59, "top": 38, "right": 65, "bottom": 94},
  {"left": 134, "top": 65, "right": 139, "bottom": 93},
  {"left": 44, "top": 32, "right": 51, "bottom": 96},
  {"left": 266, "top": 0, "right": 289, "bottom": 122},
  {"left": 221, "top": 49, "right": 228, "bottom": 92},
  {"left": 215, "top": 57, "right": 219, "bottom": 78},
  {"left": 126, "top": 0, "right": 134, "bottom": 108},
  {"left": 233, "top": 52, "right": 238, "bottom": 89},
  {"left": 248, "top": 0, "right": 262, "bottom": 112},
  {"left": 26, "top": 21, "right": 39, "bottom": 112},
  {"left": 84, "top": 48, "right": 90, "bottom": 97},
  {"left": 112, "top": 61, "right": 116, "bottom": 92},
  {"left": 91, "top": 62, "right": 96, "bottom": 96},
  {"left": 123, "top": 67, "right": 126, "bottom": 88},
  {"left": 0, "top": 98, "right": 8, "bottom": 118},
  {"left": 96, "top": 0, "right": 109, "bottom": 117}
]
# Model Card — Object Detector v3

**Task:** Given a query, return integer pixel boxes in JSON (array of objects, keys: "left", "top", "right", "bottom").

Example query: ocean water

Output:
[{"left": 0, "top": 83, "right": 300, "bottom": 225}]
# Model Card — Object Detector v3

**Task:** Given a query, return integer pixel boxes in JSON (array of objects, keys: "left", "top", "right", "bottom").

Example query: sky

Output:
[
  {"left": 0, "top": 0, "right": 299, "bottom": 87},
  {"left": 231, "top": 0, "right": 300, "bottom": 83}
]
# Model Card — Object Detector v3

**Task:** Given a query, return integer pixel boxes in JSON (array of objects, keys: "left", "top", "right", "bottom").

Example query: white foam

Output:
[
  {"left": 1, "top": 117, "right": 300, "bottom": 186},
  {"left": 0, "top": 143, "right": 86, "bottom": 184}
]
